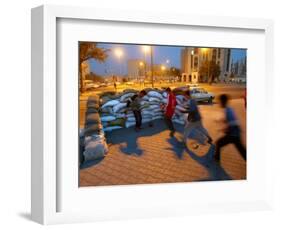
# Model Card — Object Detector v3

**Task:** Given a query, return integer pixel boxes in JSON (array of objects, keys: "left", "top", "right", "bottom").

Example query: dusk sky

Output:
[{"left": 88, "top": 43, "right": 246, "bottom": 76}]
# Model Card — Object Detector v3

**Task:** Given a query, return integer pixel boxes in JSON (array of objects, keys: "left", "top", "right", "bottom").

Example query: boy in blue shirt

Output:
[{"left": 214, "top": 94, "right": 246, "bottom": 162}]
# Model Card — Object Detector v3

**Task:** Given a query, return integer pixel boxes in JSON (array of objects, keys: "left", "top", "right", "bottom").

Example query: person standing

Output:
[
  {"left": 113, "top": 81, "right": 117, "bottom": 91},
  {"left": 214, "top": 94, "right": 246, "bottom": 162},
  {"left": 164, "top": 87, "right": 177, "bottom": 137},
  {"left": 127, "top": 90, "right": 147, "bottom": 132},
  {"left": 183, "top": 90, "right": 213, "bottom": 147}
]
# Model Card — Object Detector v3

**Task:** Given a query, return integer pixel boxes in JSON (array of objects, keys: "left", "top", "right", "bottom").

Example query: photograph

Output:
[{"left": 78, "top": 42, "right": 247, "bottom": 187}]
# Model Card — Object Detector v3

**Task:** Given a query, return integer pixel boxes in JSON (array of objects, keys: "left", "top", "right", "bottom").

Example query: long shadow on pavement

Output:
[
  {"left": 185, "top": 144, "right": 232, "bottom": 181},
  {"left": 106, "top": 119, "right": 170, "bottom": 156}
]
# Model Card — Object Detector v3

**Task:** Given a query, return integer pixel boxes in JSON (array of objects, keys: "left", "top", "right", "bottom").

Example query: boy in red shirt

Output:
[{"left": 164, "top": 87, "right": 177, "bottom": 137}]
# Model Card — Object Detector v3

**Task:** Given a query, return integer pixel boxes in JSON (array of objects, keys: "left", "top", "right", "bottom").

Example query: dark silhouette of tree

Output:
[
  {"left": 79, "top": 42, "right": 108, "bottom": 92},
  {"left": 199, "top": 60, "right": 221, "bottom": 84}
]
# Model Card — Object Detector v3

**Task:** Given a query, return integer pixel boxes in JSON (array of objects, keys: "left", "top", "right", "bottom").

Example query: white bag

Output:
[
  {"left": 147, "top": 91, "right": 163, "bottom": 99},
  {"left": 148, "top": 97, "right": 161, "bottom": 102},
  {"left": 101, "top": 115, "right": 116, "bottom": 122},
  {"left": 101, "top": 99, "right": 120, "bottom": 109},
  {"left": 120, "top": 93, "right": 135, "bottom": 102},
  {"left": 112, "top": 102, "right": 127, "bottom": 113},
  {"left": 125, "top": 121, "right": 136, "bottom": 128},
  {"left": 103, "top": 126, "right": 123, "bottom": 132},
  {"left": 83, "top": 139, "right": 108, "bottom": 161}
]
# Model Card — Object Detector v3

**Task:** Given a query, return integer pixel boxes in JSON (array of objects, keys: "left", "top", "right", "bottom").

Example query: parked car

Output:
[
  {"left": 84, "top": 80, "right": 100, "bottom": 90},
  {"left": 187, "top": 83, "right": 199, "bottom": 88},
  {"left": 100, "top": 83, "right": 107, "bottom": 87},
  {"left": 190, "top": 87, "right": 215, "bottom": 103}
]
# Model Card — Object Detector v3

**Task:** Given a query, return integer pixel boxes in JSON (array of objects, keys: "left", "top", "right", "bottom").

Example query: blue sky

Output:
[{"left": 88, "top": 43, "right": 246, "bottom": 76}]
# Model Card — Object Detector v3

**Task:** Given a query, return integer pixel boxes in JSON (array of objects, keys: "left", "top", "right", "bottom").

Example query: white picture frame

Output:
[{"left": 31, "top": 5, "right": 274, "bottom": 225}]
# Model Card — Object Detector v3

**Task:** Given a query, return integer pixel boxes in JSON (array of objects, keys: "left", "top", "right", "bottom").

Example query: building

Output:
[
  {"left": 181, "top": 47, "right": 232, "bottom": 83},
  {"left": 127, "top": 59, "right": 146, "bottom": 81}
]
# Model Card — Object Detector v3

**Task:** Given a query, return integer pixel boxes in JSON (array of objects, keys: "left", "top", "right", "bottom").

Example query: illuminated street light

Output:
[
  {"left": 114, "top": 48, "right": 124, "bottom": 76},
  {"left": 142, "top": 45, "right": 150, "bottom": 53},
  {"left": 141, "top": 45, "right": 154, "bottom": 87},
  {"left": 114, "top": 48, "right": 123, "bottom": 59}
]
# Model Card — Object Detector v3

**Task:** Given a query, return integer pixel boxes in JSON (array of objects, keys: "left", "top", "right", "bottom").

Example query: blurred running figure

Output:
[
  {"left": 183, "top": 90, "right": 213, "bottom": 147},
  {"left": 164, "top": 87, "right": 177, "bottom": 137},
  {"left": 214, "top": 94, "right": 246, "bottom": 162}
]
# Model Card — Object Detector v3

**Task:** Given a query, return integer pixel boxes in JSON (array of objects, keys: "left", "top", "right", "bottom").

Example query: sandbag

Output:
[
  {"left": 142, "top": 118, "right": 153, "bottom": 123},
  {"left": 108, "top": 118, "right": 125, "bottom": 127},
  {"left": 150, "top": 104, "right": 160, "bottom": 110},
  {"left": 101, "top": 99, "right": 120, "bottom": 109},
  {"left": 162, "top": 92, "right": 168, "bottom": 98},
  {"left": 176, "top": 104, "right": 188, "bottom": 112},
  {"left": 103, "top": 126, "right": 123, "bottom": 132},
  {"left": 141, "top": 110, "right": 154, "bottom": 116},
  {"left": 127, "top": 116, "right": 136, "bottom": 122},
  {"left": 101, "top": 106, "right": 113, "bottom": 114},
  {"left": 86, "top": 107, "right": 99, "bottom": 114},
  {"left": 87, "top": 104, "right": 99, "bottom": 111},
  {"left": 84, "top": 124, "right": 102, "bottom": 136},
  {"left": 120, "top": 93, "right": 135, "bottom": 102},
  {"left": 101, "top": 115, "right": 116, "bottom": 122},
  {"left": 173, "top": 118, "right": 185, "bottom": 125},
  {"left": 83, "top": 139, "right": 108, "bottom": 161},
  {"left": 142, "top": 95, "right": 149, "bottom": 101},
  {"left": 112, "top": 102, "right": 127, "bottom": 113},
  {"left": 153, "top": 111, "right": 163, "bottom": 117},
  {"left": 148, "top": 97, "right": 161, "bottom": 102},
  {"left": 161, "top": 98, "right": 168, "bottom": 104},
  {"left": 140, "top": 100, "right": 149, "bottom": 106},
  {"left": 86, "top": 113, "right": 101, "bottom": 125},
  {"left": 123, "top": 89, "right": 138, "bottom": 94},
  {"left": 125, "top": 121, "right": 136, "bottom": 128},
  {"left": 147, "top": 91, "right": 163, "bottom": 99},
  {"left": 152, "top": 115, "right": 163, "bottom": 120}
]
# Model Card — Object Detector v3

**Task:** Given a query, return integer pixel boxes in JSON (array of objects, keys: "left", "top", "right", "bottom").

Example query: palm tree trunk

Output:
[{"left": 79, "top": 63, "right": 85, "bottom": 93}]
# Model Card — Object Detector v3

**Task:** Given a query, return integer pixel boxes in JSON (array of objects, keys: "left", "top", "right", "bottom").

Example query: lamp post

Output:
[
  {"left": 161, "top": 65, "right": 166, "bottom": 83},
  {"left": 142, "top": 45, "right": 154, "bottom": 88},
  {"left": 114, "top": 48, "right": 123, "bottom": 77},
  {"left": 139, "top": 61, "right": 144, "bottom": 86}
]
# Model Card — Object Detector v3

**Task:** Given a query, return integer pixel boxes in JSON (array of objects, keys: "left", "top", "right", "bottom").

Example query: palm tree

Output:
[{"left": 79, "top": 42, "right": 108, "bottom": 93}]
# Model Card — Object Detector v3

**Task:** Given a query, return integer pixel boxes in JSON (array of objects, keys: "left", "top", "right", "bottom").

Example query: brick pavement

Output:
[{"left": 80, "top": 99, "right": 246, "bottom": 186}]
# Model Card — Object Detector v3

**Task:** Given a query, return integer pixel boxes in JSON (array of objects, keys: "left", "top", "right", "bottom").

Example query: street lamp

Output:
[
  {"left": 114, "top": 48, "right": 123, "bottom": 76},
  {"left": 141, "top": 45, "right": 154, "bottom": 88},
  {"left": 139, "top": 61, "right": 144, "bottom": 85},
  {"left": 161, "top": 65, "right": 166, "bottom": 82}
]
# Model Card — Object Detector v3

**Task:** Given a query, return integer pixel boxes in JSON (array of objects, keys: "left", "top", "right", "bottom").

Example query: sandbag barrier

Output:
[
  {"left": 80, "top": 95, "right": 109, "bottom": 164},
  {"left": 100, "top": 88, "right": 190, "bottom": 132}
]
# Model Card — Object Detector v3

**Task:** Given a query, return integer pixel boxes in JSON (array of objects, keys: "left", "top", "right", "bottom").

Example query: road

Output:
[{"left": 79, "top": 83, "right": 246, "bottom": 128}]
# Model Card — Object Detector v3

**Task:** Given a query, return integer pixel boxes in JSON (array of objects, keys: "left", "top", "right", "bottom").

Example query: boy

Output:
[
  {"left": 127, "top": 90, "right": 147, "bottom": 132},
  {"left": 214, "top": 94, "right": 246, "bottom": 162},
  {"left": 183, "top": 90, "right": 212, "bottom": 147},
  {"left": 164, "top": 87, "right": 177, "bottom": 137}
]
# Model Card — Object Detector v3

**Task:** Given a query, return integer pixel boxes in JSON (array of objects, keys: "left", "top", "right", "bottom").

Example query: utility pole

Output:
[{"left": 150, "top": 46, "right": 154, "bottom": 88}]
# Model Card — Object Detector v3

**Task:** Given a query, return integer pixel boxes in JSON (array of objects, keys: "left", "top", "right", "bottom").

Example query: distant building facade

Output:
[
  {"left": 231, "top": 56, "right": 246, "bottom": 79},
  {"left": 181, "top": 47, "right": 232, "bottom": 83}
]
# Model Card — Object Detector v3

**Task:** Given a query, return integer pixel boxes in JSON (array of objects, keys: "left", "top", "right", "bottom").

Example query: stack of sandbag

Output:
[
  {"left": 81, "top": 95, "right": 109, "bottom": 162},
  {"left": 99, "top": 88, "right": 191, "bottom": 131},
  {"left": 99, "top": 89, "right": 165, "bottom": 130}
]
